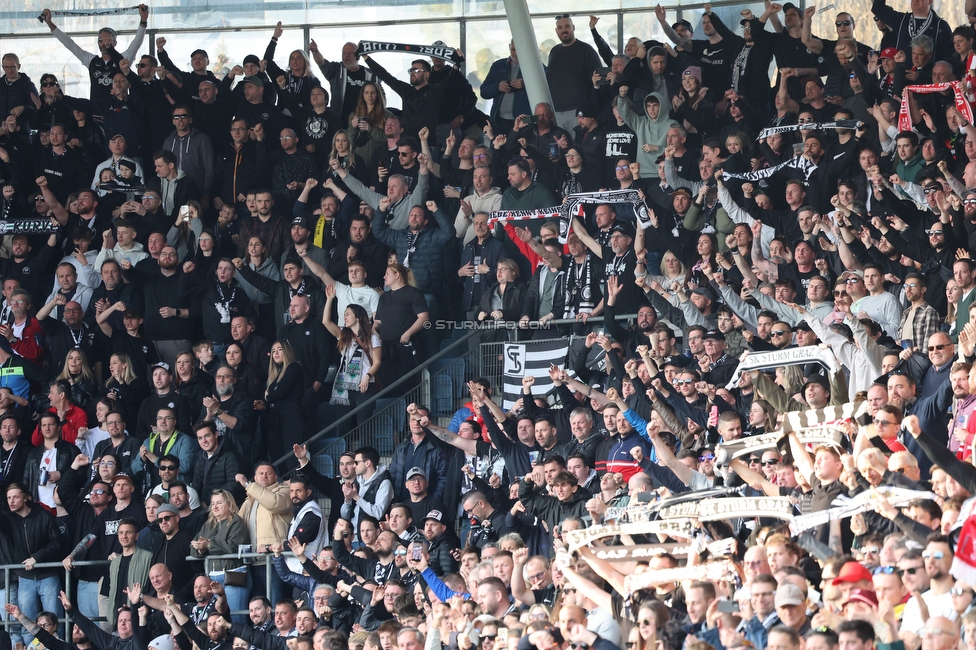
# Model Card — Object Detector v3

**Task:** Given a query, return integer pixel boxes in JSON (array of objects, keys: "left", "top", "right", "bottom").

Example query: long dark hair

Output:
[{"left": 338, "top": 304, "right": 374, "bottom": 354}]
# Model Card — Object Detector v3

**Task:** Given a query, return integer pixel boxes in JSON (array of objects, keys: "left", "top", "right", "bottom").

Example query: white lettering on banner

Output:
[{"left": 715, "top": 426, "right": 846, "bottom": 463}]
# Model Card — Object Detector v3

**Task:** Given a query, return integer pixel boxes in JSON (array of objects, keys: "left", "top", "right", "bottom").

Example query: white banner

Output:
[{"left": 725, "top": 346, "right": 839, "bottom": 390}]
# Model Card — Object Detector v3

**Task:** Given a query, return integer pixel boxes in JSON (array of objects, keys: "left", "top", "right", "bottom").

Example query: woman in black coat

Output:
[{"left": 261, "top": 340, "right": 306, "bottom": 462}]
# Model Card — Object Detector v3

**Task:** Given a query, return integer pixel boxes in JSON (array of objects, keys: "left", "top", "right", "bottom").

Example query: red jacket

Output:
[
  {"left": 11, "top": 317, "right": 46, "bottom": 366},
  {"left": 32, "top": 404, "right": 88, "bottom": 446}
]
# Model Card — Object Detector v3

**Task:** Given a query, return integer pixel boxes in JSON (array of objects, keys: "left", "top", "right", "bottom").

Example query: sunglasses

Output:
[
  {"left": 965, "top": 199, "right": 976, "bottom": 205},
  {"left": 873, "top": 418, "right": 895, "bottom": 427},
  {"left": 833, "top": 290, "right": 847, "bottom": 297},
  {"left": 159, "top": 465, "right": 178, "bottom": 471},
  {"left": 394, "top": 549, "right": 407, "bottom": 556},
  {"left": 923, "top": 187, "right": 941, "bottom": 194},
  {"left": 157, "top": 515, "right": 176, "bottom": 522},
  {"left": 672, "top": 379, "right": 694, "bottom": 386},
  {"left": 873, "top": 566, "right": 901, "bottom": 575},
  {"left": 951, "top": 588, "right": 975, "bottom": 597},
  {"left": 925, "top": 229, "right": 945, "bottom": 235},
  {"left": 845, "top": 277, "right": 861, "bottom": 283},
  {"left": 90, "top": 488, "right": 108, "bottom": 495},
  {"left": 928, "top": 344, "right": 951, "bottom": 351},
  {"left": 762, "top": 459, "right": 779, "bottom": 466},
  {"left": 903, "top": 566, "right": 921, "bottom": 574},
  {"left": 41, "top": 81, "right": 58, "bottom": 87},
  {"left": 862, "top": 546, "right": 880, "bottom": 554},
  {"left": 699, "top": 453, "right": 715, "bottom": 461},
  {"left": 748, "top": 457, "right": 761, "bottom": 464},
  {"left": 771, "top": 330, "right": 789, "bottom": 336},
  {"left": 835, "top": 20, "right": 853, "bottom": 25}
]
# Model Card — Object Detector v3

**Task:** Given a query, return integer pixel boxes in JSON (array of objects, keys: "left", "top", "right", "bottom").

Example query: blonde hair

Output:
[
  {"left": 57, "top": 349, "right": 96, "bottom": 385},
  {"left": 106, "top": 353, "right": 137, "bottom": 386},
  {"left": 206, "top": 489, "right": 240, "bottom": 527},
  {"left": 267, "top": 340, "right": 297, "bottom": 388}
]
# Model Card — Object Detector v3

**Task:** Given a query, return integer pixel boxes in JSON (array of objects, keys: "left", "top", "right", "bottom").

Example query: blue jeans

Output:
[
  {"left": 0, "top": 579, "right": 19, "bottom": 641},
  {"left": 212, "top": 570, "right": 251, "bottom": 624},
  {"left": 18, "top": 575, "right": 62, "bottom": 646},
  {"left": 76, "top": 580, "right": 100, "bottom": 622}
]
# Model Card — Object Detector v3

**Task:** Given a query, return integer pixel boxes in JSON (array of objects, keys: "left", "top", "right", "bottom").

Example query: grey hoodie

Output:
[{"left": 616, "top": 91, "right": 677, "bottom": 172}]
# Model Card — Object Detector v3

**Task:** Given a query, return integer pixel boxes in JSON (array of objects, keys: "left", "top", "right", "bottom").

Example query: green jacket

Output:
[
  {"left": 192, "top": 515, "right": 249, "bottom": 572},
  {"left": 108, "top": 548, "right": 152, "bottom": 625}
]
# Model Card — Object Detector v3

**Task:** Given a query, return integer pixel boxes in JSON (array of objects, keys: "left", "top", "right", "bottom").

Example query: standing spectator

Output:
[
  {"left": 4, "top": 482, "right": 62, "bottom": 647},
  {"left": 190, "top": 489, "right": 250, "bottom": 621},
  {"left": 310, "top": 40, "right": 378, "bottom": 124},
  {"left": 162, "top": 105, "right": 216, "bottom": 202},
  {"left": 548, "top": 15, "right": 602, "bottom": 133},
  {"left": 24, "top": 413, "right": 81, "bottom": 508},
  {"left": 262, "top": 340, "right": 306, "bottom": 462},
  {"left": 373, "top": 264, "right": 430, "bottom": 392},
  {"left": 191, "top": 421, "right": 245, "bottom": 506},
  {"left": 482, "top": 41, "right": 532, "bottom": 135},
  {"left": 40, "top": 6, "right": 149, "bottom": 102},
  {"left": 388, "top": 409, "right": 448, "bottom": 504}
]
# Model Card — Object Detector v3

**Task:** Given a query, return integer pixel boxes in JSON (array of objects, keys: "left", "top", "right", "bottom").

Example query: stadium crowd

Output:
[{"left": 3, "top": 3, "right": 976, "bottom": 650}]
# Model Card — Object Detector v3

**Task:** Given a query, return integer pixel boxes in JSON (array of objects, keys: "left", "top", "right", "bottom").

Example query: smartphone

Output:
[
  {"left": 526, "top": 115, "right": 540, "bottom": 125},
  {"left": 497, "top": 628, "right": 509, "bottom": 646},
  {"left": 596, "top": 67, "right": 611, "bottom": 86},
  {"left": 717, "top": 600, "right": 740, "bottom": 613},
  {"left": 179, "top": 205, "right": 190, "bottom": 222},
  {"left": 411, "top": 545, "right": 422, "bottom": 561},
  {"left": 900, "top": 339, "right": 912, "bottom": 349}
]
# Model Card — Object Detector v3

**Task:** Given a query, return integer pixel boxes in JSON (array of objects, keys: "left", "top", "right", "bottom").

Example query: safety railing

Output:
[
  {"left": 288, "top": 314, "right": 637, "bottom": 479},
  {"left": 0, "top": 559, "right": 110, "bottom": 631}
]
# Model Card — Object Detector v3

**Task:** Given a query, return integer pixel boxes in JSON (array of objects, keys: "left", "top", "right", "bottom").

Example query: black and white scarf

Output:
[
  {"left": 355, "top": 41, "right": 463, "bottom": 64},
  {"left": 564, "top": 253, "right": 596, "bottom": 317},
  {"left": 42, "top": 5, "right": 138, "bottom": 18},
  {"left": 722, "top": 154, "right": 818, "bottom": 182},
  {"left": 757, "top": 120, "right": 862, "bottom": 140}
]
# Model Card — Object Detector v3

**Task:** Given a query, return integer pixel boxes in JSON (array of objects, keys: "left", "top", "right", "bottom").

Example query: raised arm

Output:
[{"left": 571, "top": 217, "right": 603, "bottom": 258}]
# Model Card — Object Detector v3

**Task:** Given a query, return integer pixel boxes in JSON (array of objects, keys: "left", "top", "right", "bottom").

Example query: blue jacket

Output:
[
  {"left": 480, "top": 58, "right": 537, "bottom": 123},
  {"left": 905, "top": 377, "right": 953, "bottom": 478}
]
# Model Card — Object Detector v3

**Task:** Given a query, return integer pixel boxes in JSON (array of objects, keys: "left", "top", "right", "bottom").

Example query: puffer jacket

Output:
[
  {"left": 372, "top": 207, "right": 455, "bottom": 294},
  {"left": 238, "top": 481, "right": 291, "bottom": 548},
  {"left": 426, "top": 529, "right": 462, "bottom": 577},
  {"left": 191, "top": 439, "right": 245, "bottom": 505},
  {"left": 388, "top": 434, "right": 448, "bottom": 504}
]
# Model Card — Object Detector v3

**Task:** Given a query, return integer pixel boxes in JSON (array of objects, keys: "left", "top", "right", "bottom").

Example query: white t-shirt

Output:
[
  {"left": 341, "top": 333, "right": 382, "bottom": 384},
  {"left": 37, "top": 448, "right": 58, "bottom": 508},
  {"left": 336, "top": 283, "right": 380, "bottom": 318}
]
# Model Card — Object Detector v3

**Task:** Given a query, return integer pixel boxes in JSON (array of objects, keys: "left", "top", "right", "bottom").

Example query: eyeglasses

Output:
[
  {"left": 835, "top": 20, "right": 853, "bottom": 25},
  {"left": 106, "top": 420, "right": 123, "bottom": 427},
  {"left": 527, "top": 571, "right": 547, "bottom": 583},
  {"left": 41, "top": 81, "right": 58, "bottom": 87},
  {"left": 99, "top": 461, "right": 116, "bottom": 467},
  {"left": 280, "top": 135, "right": 295, "bottom": 140},
  {"left": 951, "top": 588, "right": 975, "bottom": 597},
  {"left": 530, "top": 613, "right": 548, "bottom": 620},
  {"left": 833, "top": 290, "right": 847, "bottom": 297},
  {"left": 159, "top": 465, "right": 178, "bottom": 471},
  {"left": 925, "top": 229, "right": 944, "bottom": 236},
  {"left": 873, "top": 418, "right": 895, "bottom": 427},
  {"left": 156, "top": 416, "right": 175, "bottom": 421},
  {"left": 172, "top": 114, "right": 190, "bottom": 120},
  {"left": 699, "top": 453, "right": 715, "bottom": 461},
  {"left": 928, "top": 344, "right": 951, "bottom": 351},
  {"left": 90, "top": 488, "right": 108, "bottom": 495},
  {"left": 922, "top": 551, "right": 945, "bottom": 559},
  {"left": 615, "top": 165, "right": 629, "bottom": 171}
]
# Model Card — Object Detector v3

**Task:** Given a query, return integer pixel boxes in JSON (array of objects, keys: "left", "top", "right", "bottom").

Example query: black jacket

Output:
[
  {"left": 4, "top": 502, "right": 62, "bottom": 579},
  {"left": 426, "top": 529, "right": 461, "bottom": 576},
  {"left": 191, "top": 439, "right": 245, "bottom": 505}
]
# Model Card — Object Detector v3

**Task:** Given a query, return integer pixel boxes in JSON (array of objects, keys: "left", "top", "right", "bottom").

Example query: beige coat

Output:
[{"left": 238, "top": 481, "right": 291, "bottom": 548}]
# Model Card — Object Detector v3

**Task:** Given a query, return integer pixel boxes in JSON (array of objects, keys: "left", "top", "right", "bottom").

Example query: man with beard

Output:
[
  {"left": 138, "top": 508, "right": 194, "bottom": 593},
  {"left": 43, "top": 263, "right": 93, "bottom": 319},
  {"left": 897, "top": 536, "right": 954, "bottom": 645},
  {"left": 120, "top": 246, "right": 188, "bottom": 369},
  {"left": 215, "top": 121, "right": 269, "bottom": 216},
  {"left": 311, "top": 41, "right": 378, "bottom": 124},
  {"left": 324, "top": 213, "right": 389, "bottom": 289},
  {"left": 331, "top": 520, "right": 402, "bottom": 585},
  {"left": 285, "top": 477, "right": 328, "bottom": 571},
  {"left": 0, "top": 230, "right": 62, "bottom": 309},
  {"left": 169, "top": 598, "right": 236, "bottom": 650},
  {"left": 202, "top": 366, "right": 254, "bottom": 464},
  {"left": 86, "top": 259, "right": 145, "bottom": 333},
  {"left": 136, "top": 363, "right": 192, "bottom": 439}
]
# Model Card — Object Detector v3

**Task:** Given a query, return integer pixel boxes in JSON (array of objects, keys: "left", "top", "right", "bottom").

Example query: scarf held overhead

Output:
[
  {"left": 722, "top": 155, "right": 818, "bottom": 182},
  {"left": 899, "top": 82, "right": 974, "bottom": 132},
  {"left": 757, "top": 120, "right": 863, "bottom": 140},
  {"left": 355, "top": 41, "right": 463, "bottom": 64},
  {"left": 41, "top": 6, "right": 139, "bottom": 18},
  {"left": 487, "top": 189, "right": 654, "bottom": 241}
]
